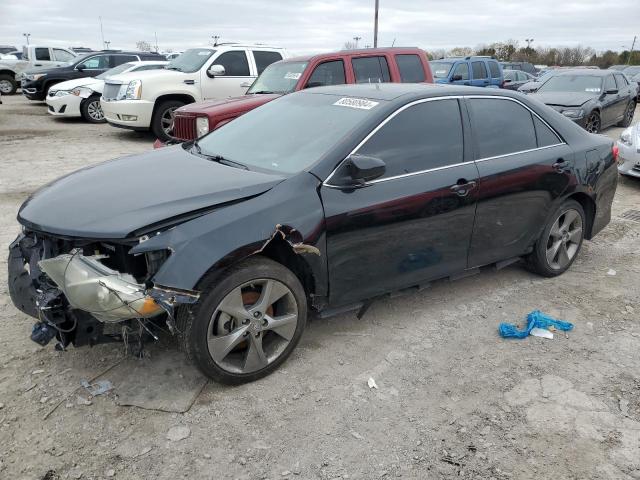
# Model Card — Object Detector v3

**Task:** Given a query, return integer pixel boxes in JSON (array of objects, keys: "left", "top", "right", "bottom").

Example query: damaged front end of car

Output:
[{"left": 8, "top": 231, "right": 199, "bottom": 352}]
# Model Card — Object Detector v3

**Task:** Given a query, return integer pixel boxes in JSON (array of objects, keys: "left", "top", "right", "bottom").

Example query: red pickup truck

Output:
[{"left": 163, "top": 47, "right": 433, "bottom": 144}]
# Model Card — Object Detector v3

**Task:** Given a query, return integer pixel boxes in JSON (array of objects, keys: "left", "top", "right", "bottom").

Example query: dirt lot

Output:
[{"left": 0, "top": 94, "right": 639, "bottom": 480}]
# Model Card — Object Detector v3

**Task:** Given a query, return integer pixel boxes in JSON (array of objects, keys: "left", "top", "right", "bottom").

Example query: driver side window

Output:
[
  {"left": 213, "top": 51, "right": 250, "bottom": 76},
  {"left": 79, "top": 55, "right": 108, "bottom": 69},
  {"left": 305, "top": 60, "right": 346, "bottom": 88},
  {"left": 452, "top": 63, "right": 469, "bottom": 80},
  {"left": 604, "top": 75, "right": 616, "bottom": 92}
]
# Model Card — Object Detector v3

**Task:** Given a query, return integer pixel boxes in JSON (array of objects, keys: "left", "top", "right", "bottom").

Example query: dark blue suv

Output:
[{"left": 430, "top": 56, "right": 504, "bottom": 88}]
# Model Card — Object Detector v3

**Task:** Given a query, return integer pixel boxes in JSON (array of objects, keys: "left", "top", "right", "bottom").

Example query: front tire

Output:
[
  {"left": 527, "top": 200, "right": 585, "bottom": 277},
  {"left": 183, "top": 257, "right": 307, "bottom": 384},
  {"left": 151, "top": 99, "right": 185, "bottom": 141},
  {"left": 0, "top": 74, "right": 17, "bottom": 95},
  {"left": 584, "top": 111, "right": 600, "bottom": 133},
  {"left": 80, "top": 95, "right": 106, "bottom": 123}
]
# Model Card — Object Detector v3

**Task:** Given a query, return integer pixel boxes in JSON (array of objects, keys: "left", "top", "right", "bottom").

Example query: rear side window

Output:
[
  {"left": 352, "top": 56, "right": 391, "bottom": 84},
  {"left": 533, "top": 116, "right": 561, "bottom": 147},
  {"left": 453, "top": 63, "right": 469, "bottom": 80},
  {"left": 53, "top": 49, "right": 74, "bottom": 62},
  {"left": 253, "top": 51, "right": 283, "bottom": 74},
  {"left": 468, "top": 98, "right": 536, "bottom": 158},
  {"left": 471, "top": 61, "right": 487, "bottom": 79},
  {"left": 35, "top": 48, "right": 51, "bottom": 61},
  {"left": 357, "top": 99, "right": 464, "bottom": 178},
  {"left": 215, "top": 51, "right": 250, "bottom": 76},
  {"left": 112, "top": 55, "right": 138, "bottom": 67},
  {"left": 488, "top": 61, "right": 501, "bottom": 78},
  {"left": 306, "top": 60, "right": 346, "bottom": 88},
  {"left": 395, "top": 54, "right": 425, "bottom": 83}
]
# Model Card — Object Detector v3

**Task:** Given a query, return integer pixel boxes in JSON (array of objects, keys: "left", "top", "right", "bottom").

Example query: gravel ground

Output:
[{"left": 0, "top": 94, "right": 639, "bottom": 480}]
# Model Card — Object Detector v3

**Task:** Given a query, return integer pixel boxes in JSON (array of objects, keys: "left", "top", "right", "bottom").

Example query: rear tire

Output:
[
  {"left": 151, "top": 99, "right": 184, "bottom": 142},
  {"left": 527, "top": 200, "right": 585, "bottom": 277},
  {"left": 183, "top": 257, "right": 307, "bottom": 384},
  {"left": 618, "top": 101, "right": 636, "bottom": 127},
  {"left": 80, "top": 95, "right": 106, "bottom": 123},
  {"left": 0, "top": 74, "right": 17, "bottom": 95}
]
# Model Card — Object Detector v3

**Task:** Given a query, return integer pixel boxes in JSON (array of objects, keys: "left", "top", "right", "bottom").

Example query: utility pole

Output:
[
  {"left": 212, "top": 35, "right": 220, "bottom": 46},
  {"left": 353, "top": 36, "right": 362, "bottom": 48},
  {"left": 23, "top": 33, "right": 31, "bottom": 45},
  {"left": 525, "top": 38, "right": 534, "bottom": 49},
  {"left": 373, "top": 0, "right": 379, "bottom": 48},
  {"left": 104, "top": 40, "right": 111, "bottom": 49},
  {"left": 99, "top": 16, "right": 105, "bottom": 49},
  {"left": 154, "top": 32, "right": 159, "bottom": 53},
  {"left": 627, "top": 35, "right": 637, "bottom": 65}
]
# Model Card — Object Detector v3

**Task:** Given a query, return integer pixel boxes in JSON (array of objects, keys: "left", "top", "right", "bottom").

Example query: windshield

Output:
[
  {"left": 166, "top": 48, "right": 215, "bottom": 73},
  {"left": 196, "top": 92, "right": 380, "bottom": 174},
  {"left": 247, "top": 61, "right": 308, "bottom": 94},
  {"left": 97, "top": 62, "right": 135, "bottom": 79},
  {"left": 429, "top": 61, "right": 453, "bottom": 79},
  {"left": 537, "top": 75, "right": 602, "bottom": 93}
]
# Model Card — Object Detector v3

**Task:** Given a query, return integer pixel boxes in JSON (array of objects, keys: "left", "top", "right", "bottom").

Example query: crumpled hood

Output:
[
  {"left": 530, "top": 91, "right": 596, "bottom": 107},
  {"left": 18, "top": 145, "right": 286, "bottom": 239},
  {"left": 48, "top": 77, "right": 103, "bottom": 92}
]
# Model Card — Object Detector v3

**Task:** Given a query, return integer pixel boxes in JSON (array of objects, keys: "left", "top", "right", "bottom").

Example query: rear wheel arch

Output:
[{"left": 567, "top": 192, "right": 596, "bottom": 239}]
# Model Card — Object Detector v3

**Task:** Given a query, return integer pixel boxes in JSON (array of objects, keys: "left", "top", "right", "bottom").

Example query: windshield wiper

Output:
[
  {"left": 191, "top": 141, "right": 249, "bottom": 170},
  {"left": 167, "top": 66, "right": 182, "bottom": 71},
  {"left": 250, "top": 90, "right": 279, "bottom": 94}
]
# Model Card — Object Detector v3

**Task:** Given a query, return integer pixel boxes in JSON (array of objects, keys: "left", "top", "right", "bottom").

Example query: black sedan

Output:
[
  {"left": 9, "top": 84, "right": 618, "bottom": 384},
  {"left": 502, "top": 70, "right": 536, "bottom": 90},
  {"left": 530, "top": 69, "right": 636, "bottom": 133}
]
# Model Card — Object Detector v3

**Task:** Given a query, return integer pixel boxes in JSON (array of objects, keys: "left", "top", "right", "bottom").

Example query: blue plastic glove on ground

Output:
[{"left": 499, "top": 310, "right": 574, "bottom": 339}]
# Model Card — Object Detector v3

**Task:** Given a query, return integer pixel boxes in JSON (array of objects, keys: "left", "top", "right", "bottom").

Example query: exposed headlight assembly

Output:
[
  {"left": 26, "top": 73, "right": 46, "bottom": 81},
  {"left": 561, "top": 109, "right": 584, "bottom": 118},
  {"left": 196, "top": 116, "right": 209, "bottom": 137}
]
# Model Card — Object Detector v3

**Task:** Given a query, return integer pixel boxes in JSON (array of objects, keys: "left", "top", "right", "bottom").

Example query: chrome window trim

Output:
[{"left": 323, "top": 94, "right": 566, "bottom": 188}]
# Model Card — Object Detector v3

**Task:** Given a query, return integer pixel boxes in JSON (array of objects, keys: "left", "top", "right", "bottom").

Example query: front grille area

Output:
[
  {"left": 102, "top": 83, "right": 121, "bottom": 101},
  {"left": 173, "top": 114, "right": 197, "bottom": 141}
]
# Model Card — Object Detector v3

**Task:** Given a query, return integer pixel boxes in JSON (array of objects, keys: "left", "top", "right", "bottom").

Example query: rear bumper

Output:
[
  {"left": 46, "top": 94, "right": 82, "bottom": 117},
  {"left": 101, "top": 99, "right": 154, "bottom": 129}
]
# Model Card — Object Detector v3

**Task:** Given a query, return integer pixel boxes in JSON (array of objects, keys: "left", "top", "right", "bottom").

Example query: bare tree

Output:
[{"left": 136, "top": 40, "right": 151, "bottom": 52}]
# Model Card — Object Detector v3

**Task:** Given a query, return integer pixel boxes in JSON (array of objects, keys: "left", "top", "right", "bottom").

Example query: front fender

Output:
[{"left": 130, "top": 172, "right": 327, "bottom": 295}]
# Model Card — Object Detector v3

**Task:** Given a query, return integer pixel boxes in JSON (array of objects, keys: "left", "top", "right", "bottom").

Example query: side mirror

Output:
[
  {"left": 331, "top": 154, "right": 386, "bottom": 186},
  {"left": 451, "top": 75, "right": 463, "bottom": 82},
  {"left": 76, "top": 66, "right": 85, "bottom": 72},
  {"left": 207, "top": 64, "right": 225, "bottom": 78},
  {"left": 605, "top": 88, "right": 618, "bottom": 95}
]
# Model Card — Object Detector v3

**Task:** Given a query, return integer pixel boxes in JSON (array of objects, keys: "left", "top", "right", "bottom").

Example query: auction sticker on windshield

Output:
[
  {"left": 333, "top": 97, "right": 379, "bottom": 110},
  {"left": 284, "top": 72, "right": 301, "bottom": 80}
]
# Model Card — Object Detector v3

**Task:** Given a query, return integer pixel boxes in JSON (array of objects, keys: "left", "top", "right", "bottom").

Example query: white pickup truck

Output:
[
  {"left": 0, "top": 45, "right": 77, "bottom": 94},
  {"left": 100, "top": 44, "right": 287, "bottom": 140}
]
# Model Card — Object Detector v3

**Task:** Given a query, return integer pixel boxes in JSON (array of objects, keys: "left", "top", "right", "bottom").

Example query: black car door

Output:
[
  {"left": 75, "top": 54, "right": 111, "bottom": 78},
  {"left": 601, "top": 74, "right": 623, "bottom": 127},
  {"left": 465, "top": 96, "right": 574, "bottom": 268},
  {"left": 321, "top": 98, "right": 479, "bottom": 306}
]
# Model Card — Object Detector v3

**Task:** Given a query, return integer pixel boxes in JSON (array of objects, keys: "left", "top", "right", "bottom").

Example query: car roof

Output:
[
  {"left": 436, "top": 56, "right": 497, "bottom": 62},
  {"left": 284, "top": 47, "right": 425, "bottom": 64},
  {"left": 552, "top": 69, "right": 613, "bottom": 77},
  {"left": 300, "top": 82, "right": 523, "bottom": 102},
  {"left": 128, "top": 60, "right": 168, "bottom": 65}
]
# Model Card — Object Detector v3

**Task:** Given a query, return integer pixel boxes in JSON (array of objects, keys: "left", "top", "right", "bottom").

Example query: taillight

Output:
[{"left": 612, "top": 145, "right": 619, "bottom": 163}]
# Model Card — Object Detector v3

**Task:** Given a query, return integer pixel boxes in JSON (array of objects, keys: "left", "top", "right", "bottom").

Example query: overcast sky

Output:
[{"left": 0, "top": 0, "right": 638, "bottom": 55}]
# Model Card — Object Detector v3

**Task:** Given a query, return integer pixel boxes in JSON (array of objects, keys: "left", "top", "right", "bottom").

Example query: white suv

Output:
[{"left": 100, "top": 44, "right": 287, "bottom": 140}]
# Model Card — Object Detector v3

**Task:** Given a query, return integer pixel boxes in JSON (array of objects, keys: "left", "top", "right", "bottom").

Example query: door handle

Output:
[
  {"left": 552, "top": 158, "right": 568, "bottom": 172},
  {"left": 240, "top": 82, "right": 252, "bottom": 88},
  {"left": 450, "top": 180, "right": 477, "bottom": 197}
]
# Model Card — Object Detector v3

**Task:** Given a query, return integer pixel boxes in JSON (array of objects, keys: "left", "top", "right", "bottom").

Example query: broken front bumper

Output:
[{"left": 8, "top": 233, "right": 198, "bottom": 349}]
